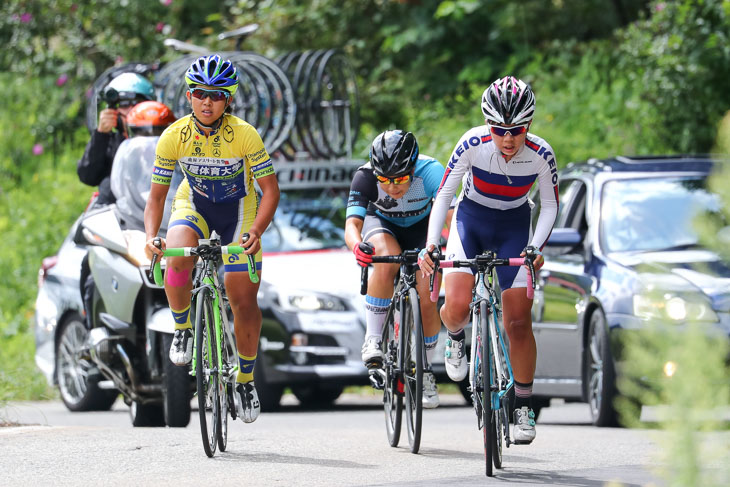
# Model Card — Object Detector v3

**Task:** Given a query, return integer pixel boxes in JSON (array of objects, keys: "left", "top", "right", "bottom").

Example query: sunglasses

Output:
[
  {"left": 489, "top": 124, "right": 529, "bottom": 137},
  {"left": 375, "top": 173, "right": 411, "bottom": 185},
  {"left": 189, "top": 87, "right": 230, "bottom": 102}
]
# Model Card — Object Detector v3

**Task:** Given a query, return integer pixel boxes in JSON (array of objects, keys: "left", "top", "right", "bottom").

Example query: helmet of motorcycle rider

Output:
[
  {"left": 369, "top": 130, "right": 419, "bottom": 178},
  {"left": 126, "top": 101, "right": 176, "bottom": 137},
  {"left": 184, "top": 54, "right": 239, "bottom": 96},
  {"left": 480, "top": 75, "right": 535, "bottom": 126},
  {"left": 103, "top": 73, "right": 155, "bottom": 107}
]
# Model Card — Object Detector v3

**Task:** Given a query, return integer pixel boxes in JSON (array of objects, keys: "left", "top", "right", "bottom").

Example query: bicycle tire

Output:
[
  {"left": 481, "top": 300, "right": 495, "bottom": 477},
  {"left": 195, "top": 287, "right": 220, "bottom": 458},
  {"left": 489, "top": 307, "right": 506, "bottom": 470},
  {"left": 381, "top": 303, "right": 402, "bottom": 447},
  {"left": 403, "top": 287, "right": 423, "bottom": 454},
  {"left": 217, "top": 315, "right": 234, "bottom": 452}
]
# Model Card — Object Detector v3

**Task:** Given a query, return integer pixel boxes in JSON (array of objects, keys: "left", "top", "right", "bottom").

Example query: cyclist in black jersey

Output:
[{"left": 345, "top": 130, "right": 445, "bottom": 408}]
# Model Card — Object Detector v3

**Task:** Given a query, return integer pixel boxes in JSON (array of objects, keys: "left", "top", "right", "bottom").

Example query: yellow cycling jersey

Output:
[{"left": 152, "top": 114, "right": 274, "bottom": 203}]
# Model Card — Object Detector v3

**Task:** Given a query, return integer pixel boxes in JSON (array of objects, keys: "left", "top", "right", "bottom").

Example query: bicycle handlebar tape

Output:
[
  {"left": 153, "top": 262, "right": 164, "bottom": 287},
  {"left": 247, "top": 254, "right": 259, "bottom": 284},
  {"left": 164, "top": 248, "right": 186, "bottom": 257},
  {"left": 360, "top": 265, "right": 368, "bottom": 296},
  {"left": 509, "top": 258, "right": 534, "bottom": 300}
]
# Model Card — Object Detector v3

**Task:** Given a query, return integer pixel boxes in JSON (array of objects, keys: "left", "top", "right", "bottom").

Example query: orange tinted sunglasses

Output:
[{"left": 375, "top": 173, "right": 411, "bottom": 185}]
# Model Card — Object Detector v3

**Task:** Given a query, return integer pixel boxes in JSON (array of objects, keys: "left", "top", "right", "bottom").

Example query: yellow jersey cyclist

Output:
[
  {"left": 345, "top": 130, "right": 445, "bottom": 409},
  {"left": 144, "top": 54, "right": 280, "bottom": 424},
  {"left": 419, "top": 76, "right": 559, "bottom": 443}
]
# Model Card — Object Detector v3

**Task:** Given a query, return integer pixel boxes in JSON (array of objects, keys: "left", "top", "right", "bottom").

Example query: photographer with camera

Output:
[{"left": 77, "top": 72, "right": 155, "bottom": 206}]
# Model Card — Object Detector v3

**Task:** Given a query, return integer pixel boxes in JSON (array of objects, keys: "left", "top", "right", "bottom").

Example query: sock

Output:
[
  {"left": 365, "top": 295, "right": 390, "bottom": 339},
  {"left": 237, "top": 353, "right": 256, "bottom": 383},
  {"left": 171, "top": 304, "right": 192, "bottom": 331},
  {"left": 514, "top": 380, "right": 533, "bottom": 409},
  {"left": 447, "top": 328, "right": 465, "bottom": 342},
  {"left": 424, "top": 332, "right": 439, "bottom": 366}
]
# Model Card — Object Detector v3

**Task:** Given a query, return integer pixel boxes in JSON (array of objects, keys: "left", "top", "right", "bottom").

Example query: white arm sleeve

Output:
[
  {"left": 426, "top": 134, "right": 472, "bottom": 248},
  {"left": 529, "top": 156, "right": 559, "bottom": 251}
]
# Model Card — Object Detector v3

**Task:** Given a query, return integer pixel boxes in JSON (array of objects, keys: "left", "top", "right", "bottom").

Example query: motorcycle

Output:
[{"left": 74, "top": 135, "right": 191, "bottom": 426}]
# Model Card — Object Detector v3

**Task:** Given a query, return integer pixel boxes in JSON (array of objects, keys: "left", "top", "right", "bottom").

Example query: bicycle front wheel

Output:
[
  {"left": 381, "top": 303, "right": 402, "bottom": 447},
  {"left": 489, "top": 307, "right": 507, "bottom": 470},
  {"left": 480, "top": 301, "right": 496, "bottom": 477},
  {"left": 402, "top": 287, "right": 423, "bottom": 454},
  {"left": 195, "top": 288, "right": 220, "bottom": 458}
]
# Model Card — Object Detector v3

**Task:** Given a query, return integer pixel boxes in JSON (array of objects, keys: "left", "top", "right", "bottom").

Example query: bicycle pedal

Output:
[
  {"left": 368, "top": 368, "right": 386, "bottom": 390},
  {"left": 365, "top": 358, "right": 383, "bottom": 370}
]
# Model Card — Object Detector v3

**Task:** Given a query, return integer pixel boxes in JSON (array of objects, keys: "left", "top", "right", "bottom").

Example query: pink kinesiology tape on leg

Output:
[{"left": 166, "top": 268, "right": 190, "bottom": 287}]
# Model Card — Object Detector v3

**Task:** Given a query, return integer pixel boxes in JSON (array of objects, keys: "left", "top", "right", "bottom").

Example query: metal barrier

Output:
[{"left": 85, "top": 25, "right": 360, "bottom": 160}]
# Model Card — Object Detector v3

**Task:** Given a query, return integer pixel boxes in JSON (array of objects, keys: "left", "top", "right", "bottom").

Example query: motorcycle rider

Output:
[
  {"left": 79, "top": 99, "right": 175, "bottom": 331},
  {"left": 144, "top": 54, "right": 280, "bottom": 424},
  {"left": 78, "top": 72, "right": 155, "bottom": 206}
]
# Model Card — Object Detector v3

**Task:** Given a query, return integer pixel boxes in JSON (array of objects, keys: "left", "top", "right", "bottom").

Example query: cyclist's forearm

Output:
[
  {"left": 344, "top": 217, "right": 364, "bottom": 250},
  {"left": 144, "top": 184, "right": 168, "bottom": 239},
  {"left": 250, "top": 182, "right": 280, "bottom": 237}
]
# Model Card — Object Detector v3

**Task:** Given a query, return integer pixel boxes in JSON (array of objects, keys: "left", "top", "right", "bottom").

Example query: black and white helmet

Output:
[
  {"left": 369, "top": 130, "right": 419, "bottom": 178},
  {"left": 481, "top": 76, "right": 535, "bottom": 125}
]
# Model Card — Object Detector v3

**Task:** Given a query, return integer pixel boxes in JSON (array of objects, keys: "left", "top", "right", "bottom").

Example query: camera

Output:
[{"left": 102, "top": 86, "right": 120, "bottom": 108}]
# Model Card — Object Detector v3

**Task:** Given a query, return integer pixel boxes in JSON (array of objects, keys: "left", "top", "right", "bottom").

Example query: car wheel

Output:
[
  {"left": 292, "top": 384, "right": 344, "bottom": 408},
  {"left": 161, "top": 333, "right": 191, "bottom": 427},
  {"left": 253, "top": 360, "right": 284, "bottom": 411},
  {"left": 130, "top": 401, "right": 165, "bottom": 427},
  {"left": 55, "top": 313, "right": 118, "bottom": 412},
  {"left": 584, "top": 310, "right": 619, "bottom": 426}
]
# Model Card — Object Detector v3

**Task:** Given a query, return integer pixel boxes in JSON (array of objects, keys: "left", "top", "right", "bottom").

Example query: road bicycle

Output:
[
  {"left": 150, "top": 235, "right": 259, "bottom": 457},
  {"left": 360, "top": 249, "right": 429, "bottom": 454},
  {"left": 430, "top": 248, "right": 537, "bottom": 476}
]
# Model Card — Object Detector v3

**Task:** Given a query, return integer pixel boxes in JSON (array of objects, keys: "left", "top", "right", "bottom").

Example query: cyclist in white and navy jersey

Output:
[
  {"left": 345, "top": 130, "right": 445, "bottom": 409},
  {"left": 419, "top": 76, "right": 559, "bottom": 443}
]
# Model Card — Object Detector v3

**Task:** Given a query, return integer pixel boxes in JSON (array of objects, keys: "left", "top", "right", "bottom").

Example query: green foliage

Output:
[{"left": 616, "top": 319, "right": 730, "bottom": 486}]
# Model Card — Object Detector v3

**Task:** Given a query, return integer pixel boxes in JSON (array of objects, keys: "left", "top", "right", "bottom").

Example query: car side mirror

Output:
[{"left": 545, "top": 228, "right": 583, "bottom": 255}]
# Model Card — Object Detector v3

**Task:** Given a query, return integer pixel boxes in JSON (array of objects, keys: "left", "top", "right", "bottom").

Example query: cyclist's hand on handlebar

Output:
[
  {"left": 145, "top": 237, "right": 165, "bottom": 259},
  {"left": 521, "top": 246, "right": 544, "bottom": 272},
  {"left": 240, "top": 231, "right": 260, "bottom": 255},
  {"left": 353, "top": 242, "right": 374, "bottom": 268},
  {"left": 418, "top": 244, "right": 438, "bottom": 277}
]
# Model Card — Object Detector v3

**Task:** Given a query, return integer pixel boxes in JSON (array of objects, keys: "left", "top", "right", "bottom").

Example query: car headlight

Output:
[
  {"left": 633, "top": 293, "right": 718, "bottom": 323},
  {"left": 277, "top": 290, "right": 347, "bottom": 312}
]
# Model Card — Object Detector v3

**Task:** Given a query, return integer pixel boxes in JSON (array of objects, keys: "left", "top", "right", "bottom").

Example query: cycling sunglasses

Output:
[
  {"left": 489, "top": 123, "right": 529, "bottom": 137},
  {"left": 189, "top": 87, "right": 230, "bottom": 102},
  {"left": 375, "top": 173, "right": 411, "bottom": 185}
]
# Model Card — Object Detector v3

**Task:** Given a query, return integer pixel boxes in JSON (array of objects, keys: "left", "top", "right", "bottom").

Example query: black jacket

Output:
[{"left": 77, "top": 129, "right": 126, "bottom": 205}]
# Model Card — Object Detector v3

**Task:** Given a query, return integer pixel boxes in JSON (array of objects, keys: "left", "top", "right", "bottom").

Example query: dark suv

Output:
[{"left": 530, "top": 155, "right": 730, "bottom": 425}]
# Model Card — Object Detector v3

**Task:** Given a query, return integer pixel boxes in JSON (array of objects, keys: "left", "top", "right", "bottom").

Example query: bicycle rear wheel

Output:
[
  {"left": 402, "top": 287, "right": 423, "bottom": 454},
  {"left": 195, "top": 288, "right": 220, "bottom": 458},
  {"left": 381, "top": 304, "right": 402, "bottom": 447}
]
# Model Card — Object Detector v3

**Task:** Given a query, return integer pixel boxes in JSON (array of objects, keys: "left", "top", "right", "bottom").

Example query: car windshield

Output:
[
  {"left": 262, "top": 189, "right": 347, "bottom": 252},
  {"left": 601, "top": 176, "right": 724, "bottom": 253},
  {"left": 110, "top": 136, "right": 183, "bottom": 233}
]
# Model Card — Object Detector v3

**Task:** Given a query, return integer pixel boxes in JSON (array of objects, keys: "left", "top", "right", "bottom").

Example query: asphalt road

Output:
[{"left": 1, "top": 393, "right": 669, "bottom": 487}]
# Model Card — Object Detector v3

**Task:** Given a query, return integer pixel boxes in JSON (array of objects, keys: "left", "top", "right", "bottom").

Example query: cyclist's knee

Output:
[
  {"left": 505, "top": 317, "right": 533, "bottom": 342},
  {"left": 165, "top": 267, "right": 191, "bottom": 287}
]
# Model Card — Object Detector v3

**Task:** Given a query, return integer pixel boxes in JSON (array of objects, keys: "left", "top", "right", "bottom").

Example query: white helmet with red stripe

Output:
[{"left": 481, "top": 76, "right": 535, "bottom": 125}]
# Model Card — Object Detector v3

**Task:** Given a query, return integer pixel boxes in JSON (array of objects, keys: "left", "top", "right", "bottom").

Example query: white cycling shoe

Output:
[
  {"left": 513, "top": 406, "right": 537, "bottom": 444},
  {"left": 422, "top": 372, "right": 440, "bottom": 409},
  {"left": 169, "top": 328, "right": 193, "bottom": 366},
  {"left": 361, "top": 336, "right": 383, "bottom": 366},
  {"left": 444, "top": 335, "right": 467, "bottom": 381},
  {"left": 236, "top": 382, "right": 261, "bottom": 423}
]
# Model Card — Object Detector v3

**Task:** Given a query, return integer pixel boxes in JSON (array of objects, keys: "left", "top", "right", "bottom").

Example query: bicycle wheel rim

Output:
[
  {"left": 196, "top": 289, "right": 219, "bottom": 457},
  {"left": 403, "top": 288, "right": 423, "bottom": 454},
  {"left": 382, "top": 304, "right": 402, "bottom": 447}
]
